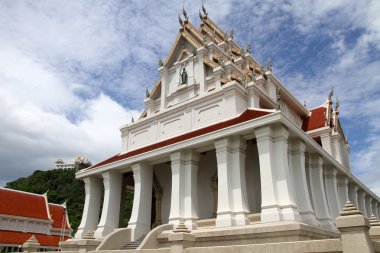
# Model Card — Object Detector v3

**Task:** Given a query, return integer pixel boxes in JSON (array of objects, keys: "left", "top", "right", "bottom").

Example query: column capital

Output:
[
  {"left": 255, "top": 125, "right": 274, "bottom": 141},
  {"left": 289, "top": 138, "right": 306, "bottom": 154},
  {"left": 323, "top": 166, "right": 337, "bottom": 177},
  {"left": 273, "top": 124, "right": 289, "bottom": 141},
  {"left": 308, "top": 153, "right": 324, "bottom": 167},
  {"left": 101, "top": 170, "right": 122, "bottom": 180}
]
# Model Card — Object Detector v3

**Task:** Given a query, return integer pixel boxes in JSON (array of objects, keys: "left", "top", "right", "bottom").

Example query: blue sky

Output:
[{"left": 0, "top": 0, "right": 380, "bottom": 195}]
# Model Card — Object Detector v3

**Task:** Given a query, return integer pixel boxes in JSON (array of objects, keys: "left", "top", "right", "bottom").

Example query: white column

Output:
[
  {"left": 331, "top": 133, "right": 343, "bottom": 165},
  {"left": 320, "top": 132, "right": 332, "bottom": 156},
  {"left": 324, "top": 166, "right": 340, "bottom": 221},
  {"left": 337, "top": 175, "right": 349, "bottom": 211},
  {"left": 307, "top": 154, "right": 335, "bottom": 230},
  {"left": 169, "top": 150, "right": 199, "bottom": 229},
  {"left": 95, "top": 171, "right": 123, "bottom": 238},
  {"left": 214, "top": 136, "right": 250, "bottom": 227},
  {"left": 357, "top": 190, "right": 367, "bottom": 217},
  {"left": 371, "top": 199, "right": 377, "bottom": 218},
  {"left": 255, "top": 125, "right": 300, "bottom": 223},
  {"left": 365, "top": 195, "right": 372, "bottom": 218},
  {"left": 376, "top": 202, "right": 380, "bottom": 219},
  {"left": 75, "top": 176, "right": 102, "bottom": 238},
  {"left": 289, "top": 139, "right": 318, "bottom": 226},
  {"left": 128, "top": 162, "right": 153, "bottom": 241},
  {"left": 348, "top": 183, "right": 359, "bottom": 207}
]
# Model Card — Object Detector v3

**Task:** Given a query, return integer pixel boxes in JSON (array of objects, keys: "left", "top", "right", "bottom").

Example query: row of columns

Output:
[{"left": 75, "top": 123, "right": 380, "bottom": 240}]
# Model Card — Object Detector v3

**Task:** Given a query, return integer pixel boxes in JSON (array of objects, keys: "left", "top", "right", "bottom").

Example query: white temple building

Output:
[{"left": 62, "top": 5, "right": 380, "bottom": 253}]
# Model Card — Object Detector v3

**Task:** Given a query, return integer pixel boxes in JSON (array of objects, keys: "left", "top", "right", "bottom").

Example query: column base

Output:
[
  {"left": 128, "top": 222, "right": 151, "bottom": 241},
  {"left": 216, "top": 212, "right": 250, "bottom": 227},
  {"left": 94, "top": 225, "right": 114, "bottom": 238},
  {"left": 281, "top": 206, "right": 302, "bottom": 222},
  {"left": 299, "top": 211, "right": 320, "bottom": 227},
  {"left": 318, "top": 217, "right": 337, "bottom": 231},
  {"left": 74, "top": 228, "right": 85, "bottom": 239},
  {"left": 261, "top": 206, "right": 282, "bottom": 223}
]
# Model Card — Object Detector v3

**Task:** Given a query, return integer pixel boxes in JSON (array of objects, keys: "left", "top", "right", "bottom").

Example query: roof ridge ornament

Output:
[
  {"left": 182, "top": 7, "right": 189, "bottom": 23},
  {"left": 267, "top": 59, "right": 273, "bottom": 72},
  {"left": 202, "top": 1, "right": 208, "bottom": 18},
  {"left": 146, "top": 88, "right": 150, "bottom": 98},
  {"left": 178, "top": 14, "right": 184, "bottom": 29},
  {"left": 158, "top": 57, "right": 164, "bottom": 67},
  {"left": 247, "top": 41, "right": 252, "bottom": 55}
]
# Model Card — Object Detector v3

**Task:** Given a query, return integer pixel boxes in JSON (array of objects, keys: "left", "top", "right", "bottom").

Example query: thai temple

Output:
[
  {"left": 0, "top": 188, "right": 71, "bottom": 252},
  {"left": 58, "top": 4, "right": 380, "bottom": 253}
]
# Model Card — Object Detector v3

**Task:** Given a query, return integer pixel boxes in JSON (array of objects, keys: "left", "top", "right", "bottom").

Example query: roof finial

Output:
[
  {"left": 178, "top": 14, "right": 184, "bottom": 27},
  {"left": 182, "top": 7, "right": 189, "bottom": 23},
  {"left": 328, "top": 87, "right": 334, "bottom": 103},
  {"left": 229, "top": 29, "right": 234, "bottom": 39},
  {"left": 145, "top": 88, "right": 150, "bottom": 98},
  {"left": 158, "top": 57, "right": 163, "bottom": 67},
  {"left": 202, "top": 0, "right": 208, "bottom": 18},
  {"left": 267, "top": 58, "right": 273, "bottom": 72},
  {"left": 247, "top": 41, "right": 252, "bottom": 54},
  {"left": 335, "top": 96, "right": 339, "bottom": 111},
  {"left": 304, "top": 100, "right": 307, "bottom": 107},
  {"left": 131, "top": 117, "right": 135, "bottom": 123}
]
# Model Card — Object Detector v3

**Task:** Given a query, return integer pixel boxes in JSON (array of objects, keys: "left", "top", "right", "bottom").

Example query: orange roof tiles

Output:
[
  {"left": 302, "top": 107, "right": 326, "bottom": 131},
  {"left": 48, "top": 204, "right": 70, "bottom": 230},
  {"left": 0, "top": 188, "right": 49, "bottom": 220}
]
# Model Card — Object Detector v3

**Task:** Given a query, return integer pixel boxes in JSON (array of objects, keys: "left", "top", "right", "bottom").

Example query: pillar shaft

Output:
[
  {"left": 365, "top": 195, "right": 372, "bottom": 218},
  {"left": 95, "top": 171, "right": 123, "bottom": 238},
  {"left": 255, "top": 125, "right": 300, "bottom": 223},
  {"left": 357, "top": 190, "right": 367, "bottom": 217},
  {"left": 214, "top": 136, "right": 249, "bottom": 227},
  {"left": 169, "top": 150, "right": 199, "bottom": 229},
  {"left": 289, "top": 139, "right": 318, "bottom": 226},
  {"left": 337, "top": 175, "right": 349, "bottom": 211},
  {"left": 371, "top": 199, "right": 377, "bottom": 218},
  {"left": 324, "top": 166, "right": 340, "bottom": 220},
  {"left": 75, "top": 176, "right": 102, "bottom": 238},
  {"left": 348, "top": 184, "right": 359, "bottom": 207},
  {"left": 306, "top": 154, "right": 335, "bottom": 230},
  {"left": 128, "top": 162, "right": 153, "bottom": 241}
]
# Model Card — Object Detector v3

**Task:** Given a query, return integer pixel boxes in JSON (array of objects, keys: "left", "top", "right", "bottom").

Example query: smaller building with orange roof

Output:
[{"left": 0, "top": 188, "right": 71, "bottom": 252}]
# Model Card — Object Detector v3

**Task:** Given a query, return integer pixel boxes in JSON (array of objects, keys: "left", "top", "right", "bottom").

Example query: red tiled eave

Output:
[
  {"left": 302, "top": 107, "right": 326, "bottom": 131},
  {"left": 86, "top": 109, "right": 271, "bottom": 171},
  {"left": 48, "top": 204, "right": 70, "bottom": 230},
  {"left": 0, "top": 230, "right": 69, "bottom": 247},
  {"left": 0, "top": 188, "right": 50, "bottom": 221}
]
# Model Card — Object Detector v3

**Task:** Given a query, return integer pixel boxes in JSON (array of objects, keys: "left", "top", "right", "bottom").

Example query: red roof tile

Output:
[
  {"left": 48, "top": 204, "right": 70, "bottom": 230},
  {"left": 0, "top": 188, "right": 49, "bottom": 220},
  {"left": 302, "top": 107, "right": 326, "bottom": 131},
  {"left": 0, "top": 230, "right": 69, "bottom": 247},
  {"left": 87, "top": 109, "right": 271, "bottom": 170}
]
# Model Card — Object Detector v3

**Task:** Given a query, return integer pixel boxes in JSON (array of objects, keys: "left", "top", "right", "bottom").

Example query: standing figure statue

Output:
[{"left": 181, "top": 67, "right": 188, "bottom": 85}]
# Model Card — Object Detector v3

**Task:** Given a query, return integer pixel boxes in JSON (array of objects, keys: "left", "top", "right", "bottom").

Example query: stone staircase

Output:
[{"left": 122, "top": 235, "right": 146, "bottom": 250}]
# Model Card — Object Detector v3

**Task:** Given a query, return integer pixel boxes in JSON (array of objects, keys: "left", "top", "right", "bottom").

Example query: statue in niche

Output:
[{"left": 180, "top": 67, "right": 188, "bottom": 85}]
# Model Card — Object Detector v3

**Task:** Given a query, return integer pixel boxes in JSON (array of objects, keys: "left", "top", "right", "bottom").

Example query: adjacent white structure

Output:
[{"left": 71, "top": 5, "right": 380, "bottom": 249}]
